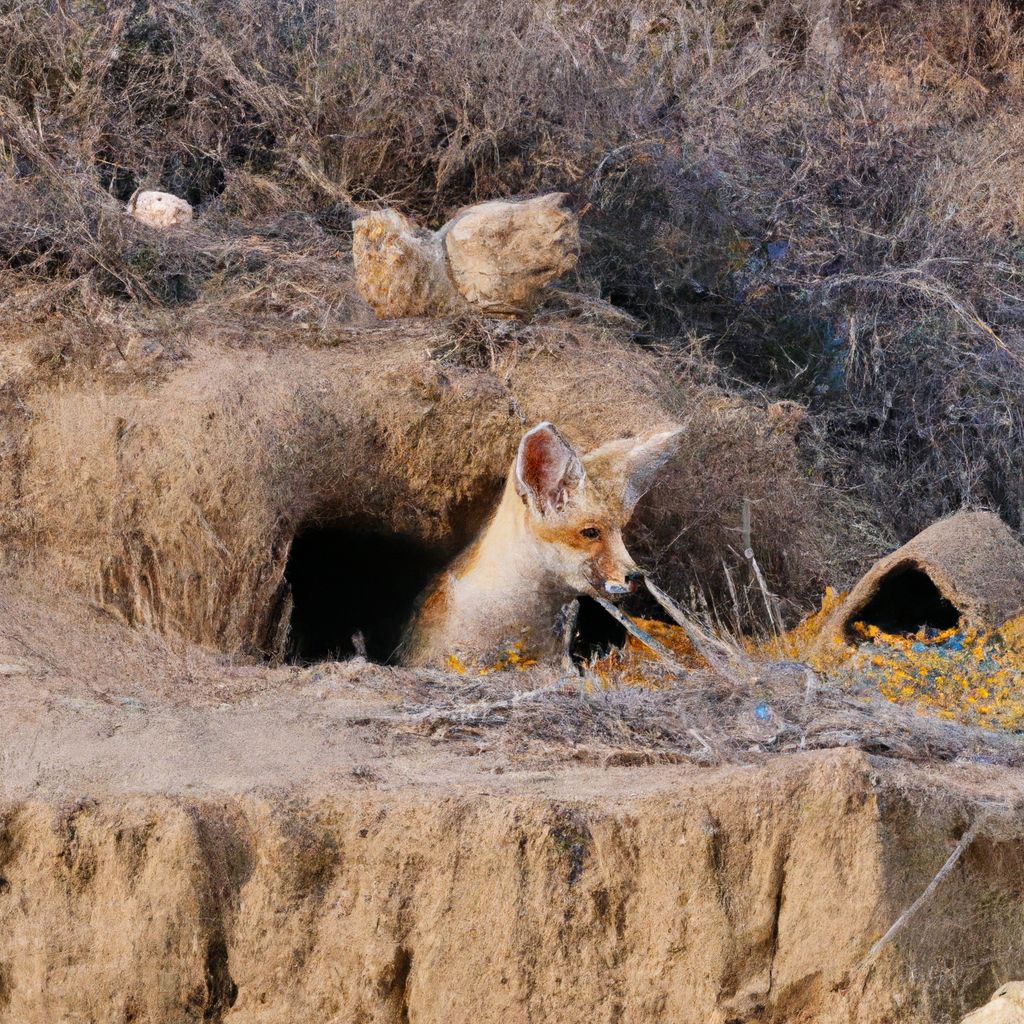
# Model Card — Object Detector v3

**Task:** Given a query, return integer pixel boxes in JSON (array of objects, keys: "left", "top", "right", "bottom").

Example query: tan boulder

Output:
[
  {"left": 128, "top": 190, "right": 193, "bottom": 229},
  {"left": 440, "top": 193, "right": 580, "bottom": 316},
  {"left": 352, "top": 194, "right": 579, "bottom": 320},
  {"left": 962, "top": 983, "right": 1024, "bottom": 1024},
  {"left": 352, "top": 208, "right": 459, "bottom": 319}
]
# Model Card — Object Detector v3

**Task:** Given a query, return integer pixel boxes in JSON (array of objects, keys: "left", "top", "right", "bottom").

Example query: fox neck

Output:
[{"left": 420, "top": 478, "right": 577, "bottom": 666}]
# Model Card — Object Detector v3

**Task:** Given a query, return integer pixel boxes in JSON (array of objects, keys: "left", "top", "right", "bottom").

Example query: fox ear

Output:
[
  {"left": 584, "top": 426, "right": 683, "bottom": 515},
  {"left": 622, "top": 428, "right": 683, "bottom": 511},
  {"left": 515, "top": 422, "right": 585, "bottom": 515}
]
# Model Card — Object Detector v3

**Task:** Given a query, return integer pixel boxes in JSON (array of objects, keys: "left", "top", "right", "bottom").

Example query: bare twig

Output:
[
  {"left": 741, "top": 497, "right": 783, "bottom": 636},
  {"left": 748, "top": 550, "right": 784, "bottom": 637},
  {"left": 592, "top": 595, "right": 690, "bottom": 676},
  {"left": 723, "top": 560, "right": 742, "bottom": 635},
  {"left": 558, "top": 598, "right": 580, "bottom": 675},
  {"left": 402, "top": 680, "right": 572, "bottom": 727},
  {"left": 687, "top": 727, "right": 718, "bottom": 761},
  {"left": 859, "top": 815, "right": 987, "bottom": 973},
  {"left": 643, "top": 578, "right": 753, "bottom": 684}
]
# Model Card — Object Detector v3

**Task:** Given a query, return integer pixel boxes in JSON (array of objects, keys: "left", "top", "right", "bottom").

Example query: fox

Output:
[{"left": 401, "top": 420, "right": 682, "bottom": 669}]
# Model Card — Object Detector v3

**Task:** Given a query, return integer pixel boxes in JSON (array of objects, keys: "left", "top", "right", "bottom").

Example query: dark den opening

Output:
[
  {"left": 284, "top": 525, "right": 444, "bottom": 664},
  {"left": 847, "top": 563, "right": 961, "bottom": 639},
  {"left": 570, "top": 588, "right": 671, "bottom": 664},
  {"left": 571, "top": 596, "right": 627, "bottom": 662}
]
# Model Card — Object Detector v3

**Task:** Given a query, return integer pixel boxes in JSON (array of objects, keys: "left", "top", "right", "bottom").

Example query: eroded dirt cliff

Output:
[{"left": 1, "top": 582, "right": 1021, "bottom": 1024}]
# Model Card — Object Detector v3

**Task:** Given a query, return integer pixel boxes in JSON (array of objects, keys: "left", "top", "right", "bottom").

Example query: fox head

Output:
[{"left": 512, "top": 421, "right": 682, "bottom": 600}]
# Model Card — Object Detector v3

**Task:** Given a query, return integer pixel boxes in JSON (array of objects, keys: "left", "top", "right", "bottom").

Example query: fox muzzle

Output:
[{"left": 604, "top": 572, "right": 644, "bottom": 596}]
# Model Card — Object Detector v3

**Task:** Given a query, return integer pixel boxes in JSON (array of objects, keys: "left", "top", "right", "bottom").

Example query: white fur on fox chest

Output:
[{"left": 417, "top": 490, "right": 575, "bottom": 665}]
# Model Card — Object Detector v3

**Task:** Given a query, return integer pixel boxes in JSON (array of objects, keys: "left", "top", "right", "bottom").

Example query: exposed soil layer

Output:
[{"left": 1, "top": 581, "right": 1022, "bottom": 1024}]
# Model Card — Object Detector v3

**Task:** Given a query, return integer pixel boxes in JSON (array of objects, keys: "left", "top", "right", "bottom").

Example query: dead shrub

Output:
[{"left": 4, "top": 0, "right": 1024, "bottom": 627}]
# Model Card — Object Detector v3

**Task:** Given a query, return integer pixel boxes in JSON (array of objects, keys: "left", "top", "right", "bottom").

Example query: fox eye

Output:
[{"left": 580, "top": 526, "right": 601, "bottom": 540}]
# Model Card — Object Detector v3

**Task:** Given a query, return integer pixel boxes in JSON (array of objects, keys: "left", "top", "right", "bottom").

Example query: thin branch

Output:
[
  {"left": 859, "top": 815, "right": 986, "bottom": 972},
  {"left": 643, "top": 578, "right": 753, "bottom": 685},
  {"left": 592, "top": 595, "right": 690, "bottom": 676}
]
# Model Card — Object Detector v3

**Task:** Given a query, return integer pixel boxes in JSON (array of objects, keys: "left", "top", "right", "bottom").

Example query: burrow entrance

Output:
[
  {"left": 572, "top": 596, "right": 627, "bottom": 662},
  {"left": 284, "top": 524, "right": 445, "bottom": 664},
  {"left": 570, "top": 590, "right": 672, "bottom": 664},
  {"left": 845, "top": 562, "right": 961, "bottom": 640},
  {"left": 282, "top": 523, "right": 670, "bottom": 667}
]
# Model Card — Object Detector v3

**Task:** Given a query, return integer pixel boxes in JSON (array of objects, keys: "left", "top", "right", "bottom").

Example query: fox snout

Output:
[
  {"left": 601, "top": 570, "right": 644, "bottom": 598},
  {"left": 584, "top": 532, "right": 644, "bottom": 600}
]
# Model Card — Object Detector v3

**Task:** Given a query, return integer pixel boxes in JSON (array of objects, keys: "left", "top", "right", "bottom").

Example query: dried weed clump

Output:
[
  {"left": 4, "top": 0, "right": 1024, "bottom": 634},
  {"left": 404, "top": 643, "right": 1024, "bottom": 770},
  {"left": 588, "top": 594, "right": 1024, "bottom": 742}
]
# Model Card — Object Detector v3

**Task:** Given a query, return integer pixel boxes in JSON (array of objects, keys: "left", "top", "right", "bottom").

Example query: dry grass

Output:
[
  {"left": 392, "top": 652, "right": 1024, "bottom": 771},
  {"left": 2, "top": 565, "right": 1019, "bottom": 775},
  {"left": 3, "top": 0, "right": 1024, "bottom": 639}
]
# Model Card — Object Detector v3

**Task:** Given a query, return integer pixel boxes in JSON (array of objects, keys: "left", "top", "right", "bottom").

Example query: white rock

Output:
[
  {"left": 441, "top": 193, "right": 579, "bottom": 316},
  {"left": 128, "top": 190, "right": 194, "bottom": 229}
]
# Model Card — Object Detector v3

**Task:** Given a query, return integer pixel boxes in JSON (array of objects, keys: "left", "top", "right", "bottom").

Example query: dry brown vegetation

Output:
[
  {"left": 3, "top": 0, "right": 1024, "bottom": 645},
  {"left": 2, "top": 324, "right": 836, "bottom": 657}
]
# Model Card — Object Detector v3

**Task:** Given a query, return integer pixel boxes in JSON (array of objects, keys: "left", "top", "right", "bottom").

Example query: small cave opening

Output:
[
  {"left": 570, "top": 596, "right": 627, "bottom": 663},
  {"left": 569, "top": 588, "right": 671, "bottom": 664},
  {"left": 846, "top": 563, "right": 962, "bottom": 640},
  {"left": 283, "top": 524, "right": 445, "bottom": 665}
]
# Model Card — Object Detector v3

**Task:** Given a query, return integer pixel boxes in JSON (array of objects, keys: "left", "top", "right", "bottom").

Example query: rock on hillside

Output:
[
  {"left": 962, "top": 984, "right": 1024, "bottom": 1024},
  {"left": 353, "top": 194, "right": 579, "bottom": 318},
  {"left": 128, "top": 190, "right": 194, "bottom": 229}
]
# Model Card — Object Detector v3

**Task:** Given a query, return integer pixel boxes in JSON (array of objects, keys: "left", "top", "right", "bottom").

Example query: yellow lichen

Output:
[
  {"left": 771, "top": 601, "right": 1024, "bottom": 731},
  {"left": 447, "top": 594, "right": 1024, "bottom": 732},
  {"left": 590, "top": 617, "right": 708, "bottom": 689},
  {"left": 447, "top": 641, "right": 539, "bottom": 676},
  {"left": 596, "top": 596, "right": 1024, "bottom": 732}
]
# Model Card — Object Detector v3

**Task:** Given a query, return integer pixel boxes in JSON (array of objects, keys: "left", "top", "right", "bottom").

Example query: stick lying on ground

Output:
[
  {"left": 592, "top": 595, "right": 692, "bottom": 677},
  {"left": 858, "top": 813, "right": 989, "bottom": 974},
  {"left": 643, "top": 577, "right": 754, "bottom": 684}
]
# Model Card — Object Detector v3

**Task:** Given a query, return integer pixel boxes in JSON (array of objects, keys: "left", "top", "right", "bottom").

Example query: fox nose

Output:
[{"left": 604, "top": 571, "right": 644, "bottom": 597}]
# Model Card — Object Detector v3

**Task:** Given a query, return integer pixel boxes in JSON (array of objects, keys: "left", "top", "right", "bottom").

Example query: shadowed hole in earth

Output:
[
  {"left": 284, "top": 524, "right": 673, "bottom": 667},
  {"left": 571, "top": 590, "right": 671, "bottom": 664},
  {"left": 571, "top": 596, "right": 627, "bottom": 662},
  {"left": 284, "top": 525, "right": 445, "bottom": 665},
  {"left": 846, "top": 563, "right": 961, "bottom": 640}
]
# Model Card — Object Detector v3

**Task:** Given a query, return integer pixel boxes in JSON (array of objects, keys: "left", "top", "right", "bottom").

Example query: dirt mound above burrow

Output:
[
  {"left": 3, "top": 319, "right": 854, "bottom": 659},
  {"left": 812, "top": 511, "right": 1024, "bottom": 655}
]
